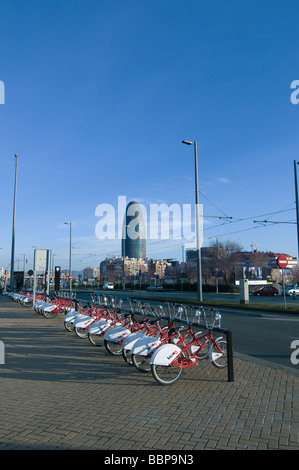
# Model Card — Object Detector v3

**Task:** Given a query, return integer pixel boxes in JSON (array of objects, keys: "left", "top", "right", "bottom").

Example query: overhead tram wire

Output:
[
  {"left": 198, "top": 189, "right": 231, "bottom": 219},
  {"left": 206, "top": 217, "right": 296, "bottom": 241},
  {"left": 77, "top": 201, "right": 296, "bottom": 262}
]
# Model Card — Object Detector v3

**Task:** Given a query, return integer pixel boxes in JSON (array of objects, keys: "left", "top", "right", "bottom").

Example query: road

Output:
[
  {"left": 133, "top": 289, "right": 299, "bottom": 306},
  {"left": 214, "top": 306, "right": 299, "bottom": 373},
  {"left": 76, "top": 289, "right": 299, "bottom": 374}
]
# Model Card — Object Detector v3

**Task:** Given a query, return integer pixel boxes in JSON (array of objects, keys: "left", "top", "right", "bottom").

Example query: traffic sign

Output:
[{"left": 277, "top": 255, "right": 288, "bottom": 268}]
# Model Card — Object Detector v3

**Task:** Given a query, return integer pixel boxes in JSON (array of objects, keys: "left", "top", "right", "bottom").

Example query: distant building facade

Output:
[{"left": 83, "top": 267, "right": 100, "bottom": 282}]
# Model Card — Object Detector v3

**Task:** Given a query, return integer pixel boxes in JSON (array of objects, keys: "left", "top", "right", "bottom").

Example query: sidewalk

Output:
[{"left": 0, "top": 296, "right": 298, "bottom": 450}]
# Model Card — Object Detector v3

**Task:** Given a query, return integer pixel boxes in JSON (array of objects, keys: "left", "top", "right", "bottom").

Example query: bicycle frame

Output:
[
  {"left": 131, "top": 321, "right": 197, "bottom": 364},
  {"left": 104, "top": 315, "right": 160, "bottom": 345},
  {"left": 121, "top": 319, "right": 162, "bottom": 351},
  {"left": 149, "top": 327, "right": 224, "bottom": 368}
]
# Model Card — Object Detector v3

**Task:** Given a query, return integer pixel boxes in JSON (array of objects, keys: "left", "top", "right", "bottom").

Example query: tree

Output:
[
  {"left": 202, "top": 240, "right": 243, "bottom": 286},
  {"left": 248, "top": 252, "right": 269, "bottom": 267}
]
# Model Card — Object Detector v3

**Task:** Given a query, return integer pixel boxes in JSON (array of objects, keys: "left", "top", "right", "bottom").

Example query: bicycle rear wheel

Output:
[
  {"left": 151, "top": 364, "right": 183, "bottom": 385},
  {"left": 64, "top": 321, "right": 74, "bottom": 332},
  {"left": 88, "top": 333, "right": 104, "bottom": 347},
  {"left": 122, "top": 348, "right": 133, "bottom": 365},
  {"left": 43, "top": 310, "right": 57, "bottom": 319},
  {"left": 132, "top": 353, "right": 151, "bottom": 373},
  {"left": 75, "top": 326, "right": 89, "bottom": 339},
  {"left": 210, "top": 339, "right": 227, "bottom": 368},
  {"left": 104, "top": 339, "right": 123, "bottom": 356}
]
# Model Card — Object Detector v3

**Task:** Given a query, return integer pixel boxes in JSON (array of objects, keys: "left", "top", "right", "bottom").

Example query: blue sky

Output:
[{"left": 1, "top": 0, "right": 299, "bottom": 273}]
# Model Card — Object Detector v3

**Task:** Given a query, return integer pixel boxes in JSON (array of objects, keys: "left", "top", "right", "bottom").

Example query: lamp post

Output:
[
  {"left": 10, "top": 154, "right": 18, "bottom": 292},
  {"left": 182, "top": 140, "right": 202, "bottom": 302},
  {"left": 64, "top": 222, "right": 72, "bottom": 293},
  {"left": 21, "top": 253, "right": 26, "bottom": 289},
  {"left": 294, "top": 161, "right": 299, "bottom": 265}
]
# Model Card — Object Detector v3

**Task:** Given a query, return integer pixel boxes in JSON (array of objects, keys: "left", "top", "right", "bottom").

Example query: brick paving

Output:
[{"left": 0, "top": 296, "right": 298, "bottom": 450}]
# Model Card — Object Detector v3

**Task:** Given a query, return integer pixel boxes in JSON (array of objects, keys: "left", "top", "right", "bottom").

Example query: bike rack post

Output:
[
  {"left": 174, "top": 303, "right": 234, "bottom": 383},
  {"left": 226, "top": 329, "right": 234, "bottom": 382}
]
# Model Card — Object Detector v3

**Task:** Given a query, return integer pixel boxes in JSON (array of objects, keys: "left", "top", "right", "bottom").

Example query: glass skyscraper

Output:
[{"left": 122, "top": 201, "right": 146, "bottom": 259}]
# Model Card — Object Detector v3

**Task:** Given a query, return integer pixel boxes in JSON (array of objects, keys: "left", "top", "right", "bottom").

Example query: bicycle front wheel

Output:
[
  {"left": 210, "top": 339, "right": 227, "bottom": 368},
  {"left": 151, "top": 364, "right": 183, "bottom": 385}
]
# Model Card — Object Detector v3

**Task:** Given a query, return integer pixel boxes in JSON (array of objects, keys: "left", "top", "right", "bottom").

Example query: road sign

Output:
[{"left": 277, "top": 255, "right": 288, "bottom": 268}]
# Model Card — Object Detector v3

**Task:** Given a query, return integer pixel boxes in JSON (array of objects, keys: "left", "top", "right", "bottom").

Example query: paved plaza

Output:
[{"left": 0, "top": 296, "right": 298, "bottom": 451}]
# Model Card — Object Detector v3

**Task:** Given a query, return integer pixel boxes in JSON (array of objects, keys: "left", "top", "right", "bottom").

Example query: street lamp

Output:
[
  {"left": 182, "top": 140, "right": 202, "bottom": 302},
  {"left": 21, "top": 253, "right": 26, "bottom": 289},
  {"left": 10, "top": 154, "right": 18, "bottom": 292},
  {"left": 294, "top": 161, "right": 299, "bottom": 265},
  {"left": 64, "top": 222, "right": 72, "bottom": 293}
]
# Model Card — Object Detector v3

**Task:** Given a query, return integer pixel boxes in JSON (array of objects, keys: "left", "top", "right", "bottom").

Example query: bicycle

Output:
[
  {"left": 87, "top": 298, "right": 137, "bottom": 347},
  {"left": 64, "top": 295, "right": 116, "bottom": 333},
  {"left": 88, "top": 307, "right": 129, "bottom": 346},
  {"left": 130, "top": 306, "right": 208, "bottom": 373},
  {"left": 64, "top": 301, "right": 90, "bottom": 331},
  {"left": 101, "top": 300, "right": 159, "bottom": 356},
  {"left": 73, "top": 305, "right": 109, "bottom": 338},
  {"left": 149, "top": 307, "right": 227, "bottom": 385},
  {"left": 121, "top": 306, "right": 164, "bottom": 365}
]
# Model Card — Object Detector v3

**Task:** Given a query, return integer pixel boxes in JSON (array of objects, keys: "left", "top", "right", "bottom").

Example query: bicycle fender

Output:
[
  {"left": 104, "top": 326, "right": 131, "bottom": 343},
  {"left": 43, "top": 305, "right": 56, "bottom": 312},
  {"left": 64, "top": 310, "right": 80, "bottom": 319},
  {"left": 149, "top": 344, "right": 182, "bottom": 366},
  {"left": 73, "top": 314, "right": 92, "bottom": 327},
  {"left": 88, "top": 319, "right": 109, "bottom": 335},
  {"left": 121, "top": 332, "right": 145, "bottom": 351},
  {"left": 74, "top": 317, "right": 95, "bottom": 329},
  {"left": 64, "top": 312, "right": 81, "bottom": 323},
  {"left": 97, "top": 320, "right": 123, "bottom": 335},
  {"left": 131, "top": 335, "right": 162, "bottom": 356}
]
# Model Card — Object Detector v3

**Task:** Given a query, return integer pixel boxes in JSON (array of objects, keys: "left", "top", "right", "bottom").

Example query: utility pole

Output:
[
  {"left": 10, "top": 154, "right": 18, "bottom": 292},
  {"left": 294, "top": 161, "right": 299, "bottom": 264},
  {"left": 182, "top": 140, "right": 203, "bottom": 302}
]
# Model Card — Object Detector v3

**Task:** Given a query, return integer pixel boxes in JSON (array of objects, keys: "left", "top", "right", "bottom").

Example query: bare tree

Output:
[
  {"left": 248, "top": 252, "right": 269, "bottom": 267},
  {"left": 203, "top": 240, "right": 243, "bottom": 286}
]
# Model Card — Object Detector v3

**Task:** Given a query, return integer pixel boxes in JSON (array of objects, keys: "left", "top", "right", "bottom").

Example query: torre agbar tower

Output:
[{"left": 122, "top": 201, "right": 146, "bottom": 260}]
